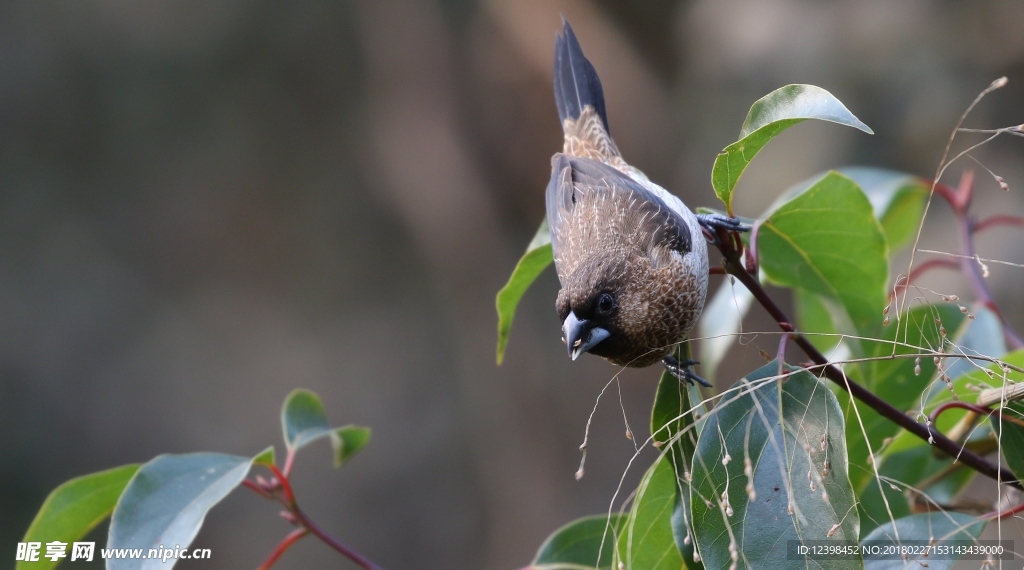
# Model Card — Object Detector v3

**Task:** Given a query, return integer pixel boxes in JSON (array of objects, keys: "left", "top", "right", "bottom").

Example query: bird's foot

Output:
[
  {"left": 662, "top": 355, "right": 712, "bottom": 388},
  {"left": 697, "top": 213, "right": 750, "bottom": 234}
]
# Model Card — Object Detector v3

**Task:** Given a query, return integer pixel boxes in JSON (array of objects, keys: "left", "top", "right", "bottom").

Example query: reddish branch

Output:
[{"left": 245, "top": 451, "right": 385, "bottom": 570}]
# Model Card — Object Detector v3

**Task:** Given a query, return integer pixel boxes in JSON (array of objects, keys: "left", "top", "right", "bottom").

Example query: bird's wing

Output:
[{"left": 546, "top": 154, "right": 693, "bottom": 281}]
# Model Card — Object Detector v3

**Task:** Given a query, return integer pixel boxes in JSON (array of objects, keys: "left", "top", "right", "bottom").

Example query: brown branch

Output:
[{"left": 712, "top": 226, "right": 1023, "bottom": 491}]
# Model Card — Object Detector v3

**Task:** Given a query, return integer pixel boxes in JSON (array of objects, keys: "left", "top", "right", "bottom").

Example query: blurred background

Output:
[{"left": 3, "top": 0, "right": 1024, "bottom": 568}]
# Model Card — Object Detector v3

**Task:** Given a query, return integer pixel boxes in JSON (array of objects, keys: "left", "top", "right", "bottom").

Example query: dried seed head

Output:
[
  {"left": 959, "top": 305, "right": 968, "bottom": 314},
  {"left": 653, "top": 440, "right": 664, "bottom": 448},
  {"left": 625, "top": 429, "right": 633, "bottom": 440},
  {"left": 996, "top": 176, "right": 1009, "bottom": 192},
  {"left": 883, "top": 304, "right": 890, "bottom": 315},
  {"left": 575, "top": 468, "right": 585, "bottom": 480},
  {"left": 827, "top": 524, "right": 840, "bottom": 537},
  {"left": 883, "top": 316, "right": 890, "bottom": 327},
  {"left": 722, "top": 453, "right": 731, "bottom": 466},
  {"left": 914, "top": 363, "right": 922, "bottom": 376}
]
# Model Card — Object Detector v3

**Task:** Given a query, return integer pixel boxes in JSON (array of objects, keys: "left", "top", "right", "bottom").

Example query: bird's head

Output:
[{"left": 556, "top": 253, "right": 650, "bottom": 362}]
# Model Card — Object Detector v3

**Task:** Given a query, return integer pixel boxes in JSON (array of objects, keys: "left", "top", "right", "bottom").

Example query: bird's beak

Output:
[{"left": 562, "top": 312, "right": 610, "bottom": 361}]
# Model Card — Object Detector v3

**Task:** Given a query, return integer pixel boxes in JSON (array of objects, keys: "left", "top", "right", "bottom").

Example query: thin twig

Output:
[
  {"left": 249, "top": 463, "right": 386, "bottom": 570},
  {"left": 258, "top": 528, "right": 309, "bottom": 570},
  {"left": 712, "top": 226, "right": 1023, "bottom": 491}
]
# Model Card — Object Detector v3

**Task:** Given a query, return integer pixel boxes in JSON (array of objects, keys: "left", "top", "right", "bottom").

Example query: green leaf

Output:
[
  {"left": 793, "top": 289, "right": 842, "bottom": 354},
  {"left": 650, "top": 351, "right": 703, "bottom": 568},
  {"left": 18, "top": 464, "right": 139, "bottom": 570},
  {"left": 331, "top": 425, "right": 371, "bottom": 468},
  {"left": 496, "top": 221, "right": 553, "bottom": 364},
  {"left": 844, "top": 304, "right": 966, "bottom": 494},
  {"left": 531, "top": 514, "right": 626, "bottom": 570},
  {"left": 712, "top": 85, "right": 872, "bottom": 215},
  {"left": 617, "top": 455, "right": 686, "bottom": 570},
  {"left": 253, "top": 446, "right": 275, "bottom": 468},
  {"left": 837, "top": 167, "right": 928, "bottom": 251},
  {"left": 993, "top": 401, "right": 1024, "bottom": 480},
  {"left": 857, "top": 444, "right": 975, "bottom": 537},
  {"left": 282, "top": 388, "right": 331, "bottom": 450},
  {"left": 691, "top": 360, "right": 860, "bottom": 569},
  {"left": 108, "top": 453, "right": 252, "bottom": 570},
  {"left": 281, "top": 389, "right": 372, "bottom": 467},
  {"left": 861, "top": 512, "right": 986, "bottom": 570},
  {"left": 758, "top": 171, "right": 888, "bottom": 339}
]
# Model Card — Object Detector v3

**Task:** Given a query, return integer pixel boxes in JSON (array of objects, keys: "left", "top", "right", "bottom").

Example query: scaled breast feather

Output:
[{"left": 546, "top": 154, "right": 692, "bottom": 281}]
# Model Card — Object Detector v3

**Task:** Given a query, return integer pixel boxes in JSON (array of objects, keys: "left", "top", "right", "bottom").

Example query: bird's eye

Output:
[{"left": 596, "top": 293, "right": 615, "bottom": 316}]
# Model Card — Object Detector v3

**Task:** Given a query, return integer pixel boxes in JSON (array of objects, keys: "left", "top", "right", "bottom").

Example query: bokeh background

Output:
[{"left": 3, "top": 0, "right": 1024, "bottom": 568}]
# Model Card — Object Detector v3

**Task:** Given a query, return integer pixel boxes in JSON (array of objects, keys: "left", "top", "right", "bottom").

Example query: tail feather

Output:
[{"left": 553, "top": 19, "right": 609, "bottom": 133}]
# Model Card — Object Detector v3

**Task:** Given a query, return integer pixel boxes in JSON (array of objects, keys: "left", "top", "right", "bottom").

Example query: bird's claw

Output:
[
  {"left": 662, "top": 355, "right": 712, "bottom": 388},
  {"left": 697, "top": 213, "right": 750, "bottom": 234}
]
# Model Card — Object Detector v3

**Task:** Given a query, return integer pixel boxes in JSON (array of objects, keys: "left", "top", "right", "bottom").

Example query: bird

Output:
[{"left": 546, "top": 19, "right": 746, "bottom": 386}]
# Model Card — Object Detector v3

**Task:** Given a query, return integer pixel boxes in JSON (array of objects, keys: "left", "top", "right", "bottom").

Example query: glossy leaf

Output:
[
  {"left": 252, "top": 446, "right": 275, "bottom": 468},
  {"left": 617, "top": 455, "right": 686, "bottom": 570},
  {"left": 18, "top": 464, "right": 139, "bottom": 570},
  {"left": 758, "top": 171, "right": 888, "bottom": 339},
  {"left": 691, "top": 360, "right": 859, "bottom": 569},
  {"left": 793, "top": 289, "right": 842, "bottom": 354},
  {"left": 108, "top": 453, "right": 252, "bottom": 570},
  {"left": 993, "top": 401, "right": 1024, "bottom": 480},
  {"left": 837, "top": 167, "right": 928, "bottom": 250},
  {"left": 282, "top": 389, "right": 371, "bottom": 467},
  {"left": 282, "top": 388, "right": 331, "bottom": 450},
  {"left": 531, "top": 514, "right": 625, "bottom": 570},
  {"left": 332, "top": 425, "right": 371, "bottom": 468},
  {"left": 844, "top": 303, "right": 966, "bottom": 493},
  {"left": 712, "top": 85, "right": 872, "bottom": 215},
  {"left": 944, "top": 304, "right": 1007, "bottom": 381},
  {"left": 650, "top": 351, "right": 703, "bottom": 567},
  {"left": 861, "top": 512, "right": 986, "bottom": 570},
  {"left": 857, "top": 444, "right": 975, "bottom": 537},
  {"left": 496, "top": 221, "right": 553, "bottom": 364}
]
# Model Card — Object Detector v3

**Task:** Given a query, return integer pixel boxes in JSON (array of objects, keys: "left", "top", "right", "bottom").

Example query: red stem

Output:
[
  {"left": 258, "top": 528, "right": 309, "bottom": 570},
  {"left": 928, "top": 401, "right": 1000, "bottom": 427},
  {"left": 982, "top": 499, "right": 1024, "bottom": 520},
  {"left": 949, "top": 173, "right": 1024, "bottom": 350},
  {"left": 242, "top": 479, "right": 272, "bottom": 498},
  {"left": 269, "top": 465, "right": 296, "bottom": 506},
  {"left": 289, "top": 506, "right": 385, "bottom": 570},
  {"left": 251, "top": 462, "right": 386, "bottom": 569},
  {"left": 890, "top": 259, "right": 960, "bottom": 299},
  {"left": 974, "top": 214, "right": 1024, "bottom": 234},
  {"left": 283, "top": 448, "right": 297, "bottom": 477}
]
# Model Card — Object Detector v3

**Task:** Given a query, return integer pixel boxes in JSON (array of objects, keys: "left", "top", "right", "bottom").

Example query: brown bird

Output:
[{"left": 547, "top": 20, "right": 745, "bottom": 385}]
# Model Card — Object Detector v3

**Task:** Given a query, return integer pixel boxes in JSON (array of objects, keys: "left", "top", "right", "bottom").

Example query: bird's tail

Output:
[{"left": 553, "top": 19, "right": 609, "bottom": 134}]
